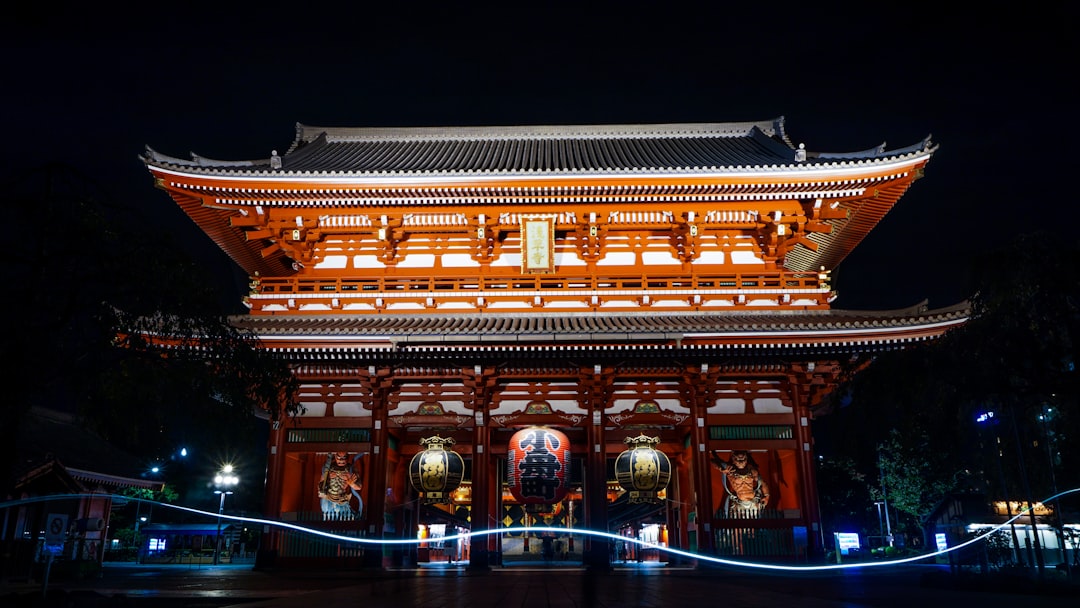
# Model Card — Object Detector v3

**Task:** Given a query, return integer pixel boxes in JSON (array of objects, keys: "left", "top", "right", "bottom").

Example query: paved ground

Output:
[{"left": 3, "top": 561, "right": 1078, "bottom": 607}]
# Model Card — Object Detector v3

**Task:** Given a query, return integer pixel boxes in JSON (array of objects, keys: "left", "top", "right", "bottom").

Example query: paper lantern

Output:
[
  {"left": 408, "top": 435, "right": 465, "bottom": 504},
  {"left": 614, "top": 434, "right": 671, "bottom": 503},
  {"left": 507, "top": 426, "right": 571, "bottom": 504}
]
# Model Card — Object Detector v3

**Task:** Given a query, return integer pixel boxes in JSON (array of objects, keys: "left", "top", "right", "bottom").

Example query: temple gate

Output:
[{"left": 143, "top": 118, "right": 964, "bottom": 568}]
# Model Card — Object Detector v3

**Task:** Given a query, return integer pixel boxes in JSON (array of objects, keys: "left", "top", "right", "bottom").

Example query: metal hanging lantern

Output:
[
  {"left": 408, "top": 435, "right": 465, "bottom": 504},
  {"left": 507, "top": 426, "right": 571, "bottom": 504},
  {"left": 614, "top": 434, "right": 671, "bottom": 503}
]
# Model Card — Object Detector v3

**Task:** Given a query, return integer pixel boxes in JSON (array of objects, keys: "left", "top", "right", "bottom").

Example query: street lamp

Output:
[
  {"left": 873, "top": 501, "right": 892, "bottom": 550},
  {"left": 1038, "top": 403, "right": 1070, "bottom": 574},
  {"left": 876, "top": 453, "right": 894, "bottom": 548},
  {"left": 213, "top": 465, "right": 239, "bottom": 566},
  {"left": 976, "top": 409, "right": 1023, "bottom": 565}
]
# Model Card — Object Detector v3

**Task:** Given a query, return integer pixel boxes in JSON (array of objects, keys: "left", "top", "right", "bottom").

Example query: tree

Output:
[
  {"left": 815, "top": 231, "right": 1079, "bottom": 558},
  {"left": 871, "top": 429, "right": 969, "bottom": 545},
  {"left": 815, "top": 455, "right": 872, "bottom": 537},
  {"left": 948, "top": 231, "right": 1079, "bottom": 497},
  {"left": 815, "top": 348, "right": 976, "bottom": 548},
  {"left": 942, "top": 231, "right": 1080, "bottom": 571},
  {"left": 1, "top": 164, "right": 299, "bottom": 507}
]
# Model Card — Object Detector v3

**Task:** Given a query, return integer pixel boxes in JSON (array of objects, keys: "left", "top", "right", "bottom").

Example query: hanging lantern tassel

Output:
[
  {"left": 615, "top": 434, "right": 672, "bottom": 504},
  {"left": 408, "top": 435, "right": 465, "bottom": 504}
]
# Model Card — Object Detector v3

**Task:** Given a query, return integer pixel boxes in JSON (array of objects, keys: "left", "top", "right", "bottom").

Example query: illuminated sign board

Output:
[{"left": 835, "top": 532, "right": 860, "bottom": 555}]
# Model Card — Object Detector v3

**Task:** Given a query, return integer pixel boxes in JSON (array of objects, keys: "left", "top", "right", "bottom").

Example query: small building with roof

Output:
[{"left": 2, "top": 407, "right": 165, "bottom": 579}]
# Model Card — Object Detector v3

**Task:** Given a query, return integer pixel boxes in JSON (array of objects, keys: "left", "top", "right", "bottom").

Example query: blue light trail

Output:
[{"left": 5, "top": 487, "right": 1076, "bottom": 572}]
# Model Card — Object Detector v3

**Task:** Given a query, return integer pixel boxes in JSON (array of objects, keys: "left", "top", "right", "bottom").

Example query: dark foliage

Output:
[
  {"left": 815, "top": 231, "right": 1080, "bottom": 542},
  {"left": 1, "top": 164, "right": 299, "bottom": 506}
]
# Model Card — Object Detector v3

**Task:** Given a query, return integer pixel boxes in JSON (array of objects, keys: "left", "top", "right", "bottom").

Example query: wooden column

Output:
[
  {"left": 260, "top": 418, "right": 287, "bottom": 559},
  {"left": 585, "top": 406, "right": 608, "bottom": 569},
  {"left": 674, "top": 450, "right": 694, "bottom": 552},
  {"left": 469, "top": 409, "right": 491, "bottom": 570},
  {"left": 463, "top": 364, "right": 495, "bottom": 570},
  {"left": 363, "top": 368, "right": 391, "bottom": 568},
  {"left": 580, "top": 364, "right": 613, "bottom": 570},
  {"left": 685, "top": 367, "right": 715, "bottom": 554},
  {"left": 791, "top": 388, "right": 823, "bottom": 557},
  {"left": 488, "top": 443, "right": 503, "bottom": 566},
  {"left": 263, "top": 419, "right": 286, "bottom": 519},
  {"left": 789, "top": 362, "right": 832, "bottom": 558},
  {"left": 364, "top": 404, "right": 388, "bottom": 567}
]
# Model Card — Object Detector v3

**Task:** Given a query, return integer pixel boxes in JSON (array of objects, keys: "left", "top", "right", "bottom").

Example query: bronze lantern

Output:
[
  {"left": 408, "top": 435, "right": 465, "bottom": 504},
  {"left": 614, "top": 434, "right": 671, "bottom": 503}
]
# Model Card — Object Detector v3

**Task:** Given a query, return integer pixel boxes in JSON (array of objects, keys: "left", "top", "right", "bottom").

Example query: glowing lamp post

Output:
[{"left": 213, "top": 465, "right": 238, "bottom": 566}]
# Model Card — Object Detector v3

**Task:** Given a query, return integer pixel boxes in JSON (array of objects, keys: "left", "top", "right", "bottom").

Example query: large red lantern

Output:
[{"left": 507, "top": 426, "right": 571, "bottom": 504}]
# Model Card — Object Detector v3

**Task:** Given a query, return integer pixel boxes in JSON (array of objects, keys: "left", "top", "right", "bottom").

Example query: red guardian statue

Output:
[
  {"left": 711, "top": 450, "right": 770, "bottom": 518},
  {"left": 318, "top": 451, "right": 363, "bottom": 520}
]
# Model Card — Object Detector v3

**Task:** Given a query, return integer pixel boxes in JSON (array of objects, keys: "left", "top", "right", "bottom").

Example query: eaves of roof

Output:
[
  {"left": 66, "top": 468, "right": 165, "bottom": 492},
  {"left": 230, "top": 301, "right": 969, "bottom": 353}
]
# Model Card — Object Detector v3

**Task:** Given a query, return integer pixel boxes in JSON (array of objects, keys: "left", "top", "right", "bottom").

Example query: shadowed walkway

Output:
[{"left": 4, "top": 561, "right": 1079, "bottom": 607}]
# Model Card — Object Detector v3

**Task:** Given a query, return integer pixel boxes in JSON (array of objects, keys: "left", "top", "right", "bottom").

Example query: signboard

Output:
[
  {"left": 935, "top": 533, "right": 948, "bottom": 552},
  {"left": 520, "top": 215, "right": 556, "bottom": 274},
  {"left": 835, "top": 532, "right": 860, "bottom": 555},
  {"left": 45, "top": 513, "right": 68, "bottom": 555},
  {"left": 45, "top": 514, "right": 68, "bottom": 544},
  {"left": 793, "top": 526, "right": 808, "bottom": 555}
]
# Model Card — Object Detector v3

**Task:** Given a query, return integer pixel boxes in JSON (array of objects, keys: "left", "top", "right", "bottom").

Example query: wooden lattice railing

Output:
[{"left": 248, "top": 270, "right": 829, "bottom": 313}]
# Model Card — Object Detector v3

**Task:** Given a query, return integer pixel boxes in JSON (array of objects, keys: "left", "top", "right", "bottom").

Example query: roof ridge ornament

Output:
[
  {"left": 270, "top": 150, "right": 282, "bottom": 170},
  {"left": 795, "top": 143, "right": 807, "bottom": 162}
]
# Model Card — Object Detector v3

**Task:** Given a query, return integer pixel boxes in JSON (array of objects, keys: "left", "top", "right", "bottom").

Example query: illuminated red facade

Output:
[{"left": 143, "top": 118, "right": 964, "bottom": 567}]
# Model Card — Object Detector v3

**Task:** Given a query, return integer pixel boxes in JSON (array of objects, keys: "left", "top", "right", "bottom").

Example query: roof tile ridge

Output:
[
  {"left": 141, "top": 146, "right": 197, "bottom": 167},
  {"left": 142, "top": 145, "right": 264, "bottom": 169},
  {"left": 886, "top": 135, "right": 937, "bottom": 158},
  {"left": 746, "top": 127, "right": 799, "bottom": 161},
  {"left": 812, "top": 143, "right": 887, "bottom": 159},
  {"left": 829, "top": 300, "right": 932, "bottom": 317},
  {"left": 282, "top": 132, "right": 328, "bottom": 164},
  {"left": 295, "top": 119, "right": 784, "bottom": 143},
  {"left": 189, "top": 153, "right": 260, "bottom": 168},
  {"left": 800, "top": 135, "right": 935, "bottom": 166},
  {"left": 830, "top": 298, "right": 969, "bottom": 319}
]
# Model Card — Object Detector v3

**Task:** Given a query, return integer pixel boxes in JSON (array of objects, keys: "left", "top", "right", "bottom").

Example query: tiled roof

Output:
[
  {"left": 15, "top": 407, "right": 164, "bottom": 487},
  {"left": 231, "top": 301, "right": 968, "bottom": 349},
  {"left": 143, "top": 118, "right": 935, "bottom": 177}
]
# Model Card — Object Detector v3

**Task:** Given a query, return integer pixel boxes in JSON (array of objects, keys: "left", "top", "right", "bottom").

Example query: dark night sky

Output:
[{"left": 4, "top": 3, "right": 1076, "bottom": 311}]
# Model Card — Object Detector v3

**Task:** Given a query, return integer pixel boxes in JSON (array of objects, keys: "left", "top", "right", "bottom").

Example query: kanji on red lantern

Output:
[{"left": 506, "top": 427, "right": 570, "bottom": 504}]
